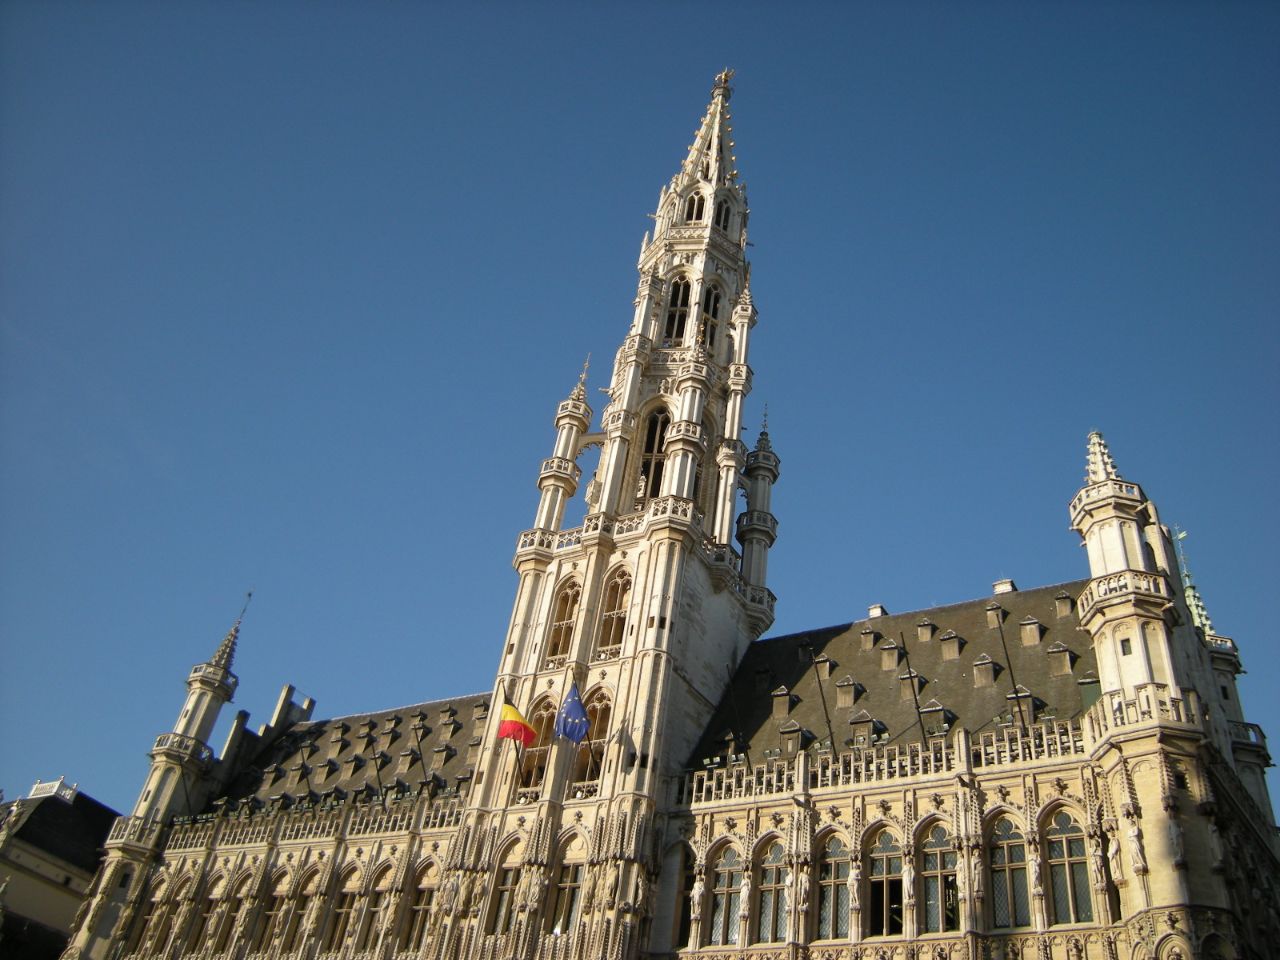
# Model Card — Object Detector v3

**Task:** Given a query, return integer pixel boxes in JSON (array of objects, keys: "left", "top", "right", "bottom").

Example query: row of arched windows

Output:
[
  {"left": 127, "top": 861, "right": 439, "bottom": 959},
  {"left": 520, "top": 687, "right": 613, "bottom": 789},
  {"left": 544, "top": 569, "right": 632, "bottom": 667},
  {"left": 682, "top": 192, "right": 733, "bottom": 231},
  {"left": 661, "top": 276, "right": 726, "bottom": 349},
  {"left": 679, "top": 812, "right": 1096, "bottom": 948}
]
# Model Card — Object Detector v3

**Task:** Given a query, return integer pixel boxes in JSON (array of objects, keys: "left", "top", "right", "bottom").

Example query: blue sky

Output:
[{"left": 2, "top": 2, "right": 1277, "bottom": 816}]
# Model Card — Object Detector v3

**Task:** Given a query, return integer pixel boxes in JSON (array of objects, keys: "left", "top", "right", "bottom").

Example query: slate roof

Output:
[
  {"left": 2, "top": 791, "right": 120, "bottom": 873},
  {"left": 688, "top": 580, "right": 1094, "bottom": 767},
  {"left": 217, "top": 693, "right": 490, "bottom": 809}
]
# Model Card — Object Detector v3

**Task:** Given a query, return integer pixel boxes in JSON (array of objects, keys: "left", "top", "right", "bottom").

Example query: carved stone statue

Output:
[
  {"left": 581, "top": 866, "right": 597, "bottom": 912},
  {"left": 902, "top": 858, "right": 915, "bottom": 903},
  {"left": 1127, "top": 822, "right": 1148, "bottom": 875},
  {"left": 849, "top": 859, "right": 861, "bottom": 909},
  {"left": 971, "top": 850, "right": 985, "bottom": 899},
  {"left": 439, "top": 872, "right": 459, "bottom": 913},
  {"left": 1107, "top": 830, "right": 1123, "bottom": 880},
  {"left": 739, "top": 873, "right": 752, "bottom": 920},
  {"left": 1029, "top": 848, "right": 1043, "bottom": 895},
  {"left": 690, "top": 873, "right": 705, "bottom": 920},
  {"left": 796, "top": 869, "right": 811, "bottom": 912},
  {"left": 1090, "top": 843, "right": 1107, "bottom": 890},
  {"left": 633, "top": 872, "right": 650, "bottom": 917},
  {"left": 606, "top": 861, "right": 620, "bottom": 906}
]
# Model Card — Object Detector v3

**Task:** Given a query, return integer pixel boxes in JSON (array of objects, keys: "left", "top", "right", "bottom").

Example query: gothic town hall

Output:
[{"left": 65, "top": 72, "right": 1278, "bottom": 960}]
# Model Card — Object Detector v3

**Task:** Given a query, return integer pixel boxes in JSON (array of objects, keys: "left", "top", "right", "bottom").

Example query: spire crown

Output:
[
  {"left": 209, "top": 591, "right": 252, "bottom": 671},
  {"left": 678, "top": 70, "right": 739, "bottom": 189},
  {"left": 1085, "top": 431, "right": 1121, "bottom": 484}
]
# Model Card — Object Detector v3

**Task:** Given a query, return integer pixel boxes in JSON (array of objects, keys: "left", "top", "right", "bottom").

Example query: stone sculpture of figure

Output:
[
  {"left": 690, "top": 873, "right": 705, "bottom": 920},
  {"left": 633, "top": 872, "right": 650, "bottom": 917},
  {"left": 1167, "top": 818, "right": 1186, "bottom": 865},
  {"left": 1090, "top": 842, "right": 1107, "bottom": 890},
  {"left": 1127, "top": 821, "right": 1148, "bottom": 875},
  {"left": 739, "top": 873, "right": 752, "bottom": 919},
  {"left": 439, "top": 872, "right": 459, "bottom": 914},
  {"left": 1207, "top": 821, "right": 1224, "bottom": 869},
  {"left": 797, "top": 869, "right": 811, "bottom": 912},
  {"left": 902, "top": 858, "right": 915, "bottom": 903},
  {"left": 971, "top": 850, "right": 985, "bottom": 899},
  {"left": 848, "top": 859, "right": 861, "bottom": 909},
  {"left": 581, "top": 867, "right": 597, "bottom": 912},
  {"left": 1029, "top": 848, "right": 1043, "bottom": 895},
  {"left": 607, "top": 861, "right": 620, "bottom": 906},
  {"left": 1107, "top": 830, "right": 1124, "bottom": 880}
]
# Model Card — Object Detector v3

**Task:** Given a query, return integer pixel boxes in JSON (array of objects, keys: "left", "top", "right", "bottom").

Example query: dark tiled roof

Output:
[
  {"left": 688, "top": 580, "right": 1093, "bottom": 767},
  {"left": 5, "top": 791, "right": 120, "bottom": 873},
  {"left": 218, "top": 693, "right": 490, "bottom": 808}
]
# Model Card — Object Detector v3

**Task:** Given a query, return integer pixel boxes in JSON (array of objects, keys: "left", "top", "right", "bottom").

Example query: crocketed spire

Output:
[
  {"left": 1085, "top": 431, "right": 1121, "bottom": 484},
  {"left": 210, "top": 621, "right": 239, "bottom": 670}
]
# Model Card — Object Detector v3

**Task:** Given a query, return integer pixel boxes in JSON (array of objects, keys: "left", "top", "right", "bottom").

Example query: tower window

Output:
[
  {"left": 546, "top": 582, "right": 581, "bottom": 664},
  {"left": 640, "top": 411, "right": 670, "bottom": 502},
  {"left": 700, "top": 286, "right": 722, "bottom": 349},
  {"left": 1120, "top": 637, "right": 1132, "bottom": 656},
  {"left": 866, "top": 830, "right": 903, "bottom": 936},
  {"left": 520, "top": 699, "right": 558, "bottom": 789},
  {"left": 663, "top": 278, "right": 691, "bottom": 345},
  {"left": 597, "top": 568, "right": 632, "bottom": 658},
  {"left": 548, "top": 862, "right": 584, "bottom": 935},
  {"left": 714, "top": 199, "right": 731, "bottom": 230},
  {"left": 684, "top": 193, "right": 706, "bottom": 223},
  {"left": 401, "top": 865, "right": 437, "bottom": 952},
  {"left": 489, "top": 866, "right": 521, "bottom": 935},
  {"left": 574, "top": 688, "right": 612, "bottom": 783}
]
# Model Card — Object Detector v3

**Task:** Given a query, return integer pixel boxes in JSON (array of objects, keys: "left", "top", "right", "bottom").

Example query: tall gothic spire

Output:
[
  {"left": 677, "top": 68, "right": 738, "bottom": 189},
  {"left": 210, "top": 621, "right": 239, "bottom": 670},
  {"left": 1084, "top": 430, "right": 1121, "bottom": 483}
]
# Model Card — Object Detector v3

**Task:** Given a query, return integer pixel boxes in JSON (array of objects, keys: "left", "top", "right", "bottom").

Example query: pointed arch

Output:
[
  {"left": 714, "top": 196, "right": 731, "bottom": 231},
  {"left": 399, "top": 859, "right": 439, "bottom": 953},
  {"left": 864, "top": 827, "right": 904, "bottom": 937},
  {"left": 596, "top": 565, "right": 632, "bottom": 659},
  {"left": 547, "top": 831, "right": 589, "bottom": 935},
  {"left": 1043, "top": 808, "right": 1093, "bottom": 925},
  {"left": 573, "top": 686, "right": 613, "bottom": 783},
  {"left": 989, "top": 815, "right": 1031, "bottom": 929},
  {"left": 545, "top": 579, "right": 582, "bottom": 664},
  {"left": 354, "top": 862, "right": 396, "bottom": 951},
  {"left": 917, "top": 820, "right": 959, "bottom": 933},
  {"left": 814, "top": 832, "right": 851, "bottom": 941},
  {"left": 520, "top": 696, "right": 559, "bottom": 789},
  {"left": 638, "top": 408, "right": 672, "bottom": 502},
  {"left": 706, "top": 843, "right": 743, "bottom": 946},
  {"left": 699, "top": 283, "right": 723, "bottom": 351},
  {"left": 487, "top": 840, "right": 523, "bottom": 935},
  {"left": 251, "top": 869, "right": 291, "bottom": 953},
  {"left": 323, "top": 866, "right": 362, "bottom": 951},
  {"left": 663, "top": 276, "right": 692, "bottom": 345},
  {"left": 755, "top": 839, "right": 788, "bottom": 944},
  {"left": 684, "top": 192, "right": 706, "bottom": 224}
]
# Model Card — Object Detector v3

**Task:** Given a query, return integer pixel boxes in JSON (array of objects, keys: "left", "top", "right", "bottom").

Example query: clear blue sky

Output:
[{"left": 2, "top": 2, "right": 1277, "bottom": 817}]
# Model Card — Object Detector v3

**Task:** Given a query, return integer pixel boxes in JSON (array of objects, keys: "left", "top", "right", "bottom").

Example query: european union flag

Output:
[{"left": 554, "top": 682, "right": 590, "bottom": 744}]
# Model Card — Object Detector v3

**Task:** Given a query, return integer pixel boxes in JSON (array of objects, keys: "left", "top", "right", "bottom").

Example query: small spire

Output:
[
  {"left": 712, "top": 68, "right": 735, "bottom": 101},
  {"left": 211, "top": 591, "right": 252, "bottom": 670},
  {"left": 1174, "top": 528, "right": 1214, "bottom": 635},
  {"left": 570, "top": 355, "right": 590, "bottom": 401},
  {"left": 755, "top": 405, "right": 772, "bottom": 453},
  {"left": 678, "top": 70, "right": 739, "bottom": 188},
  {"left": 1084, "top": 431, "right": 1121, "bottom": 484}
]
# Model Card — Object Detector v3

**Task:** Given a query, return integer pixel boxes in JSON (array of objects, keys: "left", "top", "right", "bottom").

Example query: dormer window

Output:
[
  {"left": 684, "top": 193, "right": 705, "bottom": 223},
  {"left": 700, "top": 286, "right": 722, "bottom": 349},
  {"left": 713, "top": 199, "right": 730, "bottom": 230},
  {"left": 663, "top": 277, "right": 691, "bottom": 345}
]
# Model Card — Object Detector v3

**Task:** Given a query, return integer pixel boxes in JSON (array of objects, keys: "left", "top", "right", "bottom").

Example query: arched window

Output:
[
  {"left": 700, "top": 285, "right": 722, "bottom": 349},
  {"left": 400, "top": 863, "right": 437, "bottom": 952},
  {"left": 356, "top": 865, "right": 393, "bottom": 951},
  {"left": 488, "top": 856, "right": 521, "bottom": 935},
  {"left": 1046, "top": 812, "right": 1093, "bottom": 924},
  {"left": 520, "top": 699, "right": 558, "bottom": 789},
  {"left": 574, "top": 689, "right": 612, "bottom": 783},
  {"left": 816, "top": 837, "right": 850, "bottom": 940},
  {"left": 325, "top": 870, "right": 361, "bottom": 951},
  {"left": 866, "top": 830, "right": 904, "bottom": 936},
  {"left": 253, "top": 874, "right": 289, "bottom": 952},
  {"left": 546, "top": 582, "right": 581, "bottom": 664},
  {"left": 597, "top": 568, "right": 631, "bottom": 658},
  {"left": 920, "top": 825, "right": 959, "bottom": 933},
  {"left": 756, "top": 842, "right": 788, "bottom": 943},
  {"left": 708, "top": 847, "right": 742, "bottom": 946},
  {"left": 990, "top": 818, "right": 1030, "bottom": 928},
  {"left": 684, "top": 193, "right": 706, "bottom": 223},
  {"left": 548, "top": 834, "right": 587, "bottom": 935},
  {"left": 129, "top": 883, "right": 168, "bottom": 954},
  {"left": 640, "top": 412, "right": 670, "bottom": 501},
  {"left": 714, "top": 199, "right": 731, "bottom": 230},
  {"left": 663, "top": 278, "right": 691, "bottom": 345},
  {"left": 281, "top": 872, "right": 318, "bottom": 953}
]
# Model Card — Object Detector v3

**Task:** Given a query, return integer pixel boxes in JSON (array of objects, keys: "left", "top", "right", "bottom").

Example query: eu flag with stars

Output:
[{"left": 554, "top": 682, "right": 589, "bottom": 744}]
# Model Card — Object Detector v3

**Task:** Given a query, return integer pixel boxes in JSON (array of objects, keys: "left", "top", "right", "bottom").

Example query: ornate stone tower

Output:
[{"left": 442, "top": 69, "right": 778, "bottom": 959}]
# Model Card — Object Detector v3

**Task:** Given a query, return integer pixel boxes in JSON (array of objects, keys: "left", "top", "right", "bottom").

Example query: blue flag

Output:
[{"left": 554, "top": 682, "right": 590, "bottom": 744}]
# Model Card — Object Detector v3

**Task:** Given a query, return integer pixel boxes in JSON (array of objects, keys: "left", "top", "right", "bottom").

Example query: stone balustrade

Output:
[
  {"left": 152, "top": 732, "right": 214, "bottom": 765},
  {"left": 1068, "top": 477, "right": 1142, "bottom": 514},
  {"left": 106, "top": 815, "right": 163, "bottom": 846},
  {"left": 1077, "top": 568, "right": 1170, "bottom": 620}
]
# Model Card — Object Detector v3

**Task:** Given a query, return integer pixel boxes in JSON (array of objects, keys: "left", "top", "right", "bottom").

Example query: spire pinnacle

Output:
[
  {"left": 570, "top": 355, "right": 590, "bottom": 401},
  {"left": 211, "top": 591, "right": 252, "bottom": 670},
  {"left": 1174, "top": 528, "right": 1215, "bottom": 635},
  {"left": 1085, "top": 431, "right": 1121, "bottom": 484},
  {"left": 755, "top": 405, "right": 772, "bottom": 453},
  {"left": 679, "top": 70, "right": 739, "bottom": 188}
]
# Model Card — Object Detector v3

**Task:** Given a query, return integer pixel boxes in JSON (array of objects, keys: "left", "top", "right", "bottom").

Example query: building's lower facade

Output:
[{"left": 63, "top": 74, "right": 1278, "bottom": 960}]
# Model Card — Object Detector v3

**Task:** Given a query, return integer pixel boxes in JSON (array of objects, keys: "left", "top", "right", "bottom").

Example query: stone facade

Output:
[{"left": 63, "top": 73, "right": 1278, "bottom": 960}]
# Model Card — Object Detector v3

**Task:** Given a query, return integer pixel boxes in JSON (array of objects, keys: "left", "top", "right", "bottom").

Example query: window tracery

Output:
[
  {"left": 684, "top": 193, "right": 706, "bottom": 223},
  {"left": 708, "top": 847, "right": 743, "bottom": 945},
  {"left": 990, "top": 818, "right": 1031, "bottom": 928},
  {"left": 755, "top": 842, "right": 788, "bottom": 943},
  {"left": 816, "top": 836, "right": 850, "bottom": 940},
  {"left": 639, "top": 411, "right": 670, "bottom": 502},
  {"left": 866, "top": 830, "right": 903, "bottom": 936},
  {"left": 546, "top": 582, "right": 581, "bottom": 665},
  {"left": 597, "top": 568, "right": 631, "bottom": 659},
  {"left": 920, "top": 824, "right": 959, "bottom": 933},
  {"left": 1046, "top": 811, "right": 1093, "bottom": 924}
]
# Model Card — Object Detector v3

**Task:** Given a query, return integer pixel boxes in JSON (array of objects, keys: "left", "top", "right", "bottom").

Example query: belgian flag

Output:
[{"left": 497, "top": 690, "right": 537, "bottom": 747}]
